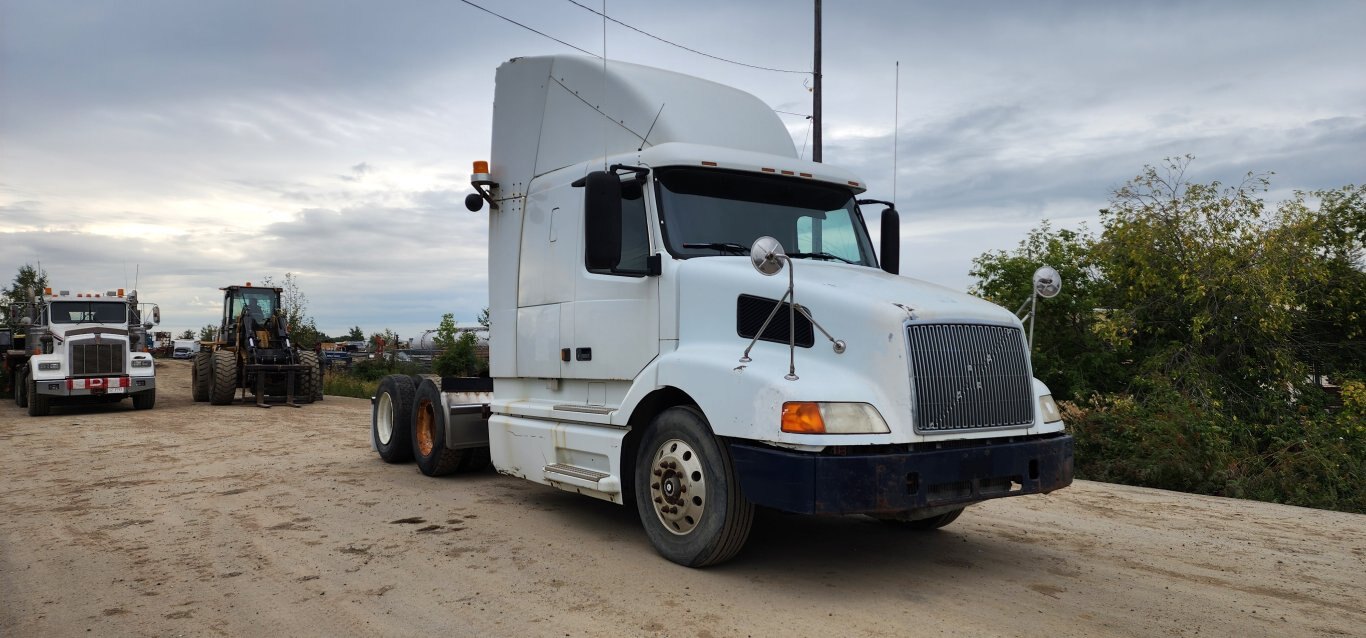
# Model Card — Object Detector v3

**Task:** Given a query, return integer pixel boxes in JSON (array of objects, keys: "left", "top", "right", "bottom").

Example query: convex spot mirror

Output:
[
  {"left": 750, "top": 236, "right": 786, "bottom": 276},
  {"left": 1033, "top": 266, "right": 1062, "bottom": 298},
  {"left": 152, "top": 306, "right": 161, "bottom": 325}
]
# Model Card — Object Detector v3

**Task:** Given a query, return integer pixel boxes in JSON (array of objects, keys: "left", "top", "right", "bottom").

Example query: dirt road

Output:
[{"left": 2, "top": 361, "right": 1363, "bottom": 637}]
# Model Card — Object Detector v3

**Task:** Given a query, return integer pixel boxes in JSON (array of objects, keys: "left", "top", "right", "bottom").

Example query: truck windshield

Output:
[
  {"left": 50, "top": 301, "right": 127, "bottom": 324},
  {"left": 654, "top": 167, "right": 877, "bottom": 267}
]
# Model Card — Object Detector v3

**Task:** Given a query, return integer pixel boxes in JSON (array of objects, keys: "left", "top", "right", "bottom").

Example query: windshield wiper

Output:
[
  {"left": 788, "top": 251, "right": 855, "bottom": 264},
  {"left": 682, "top": 242, "right": 748, "bottom": 254}
]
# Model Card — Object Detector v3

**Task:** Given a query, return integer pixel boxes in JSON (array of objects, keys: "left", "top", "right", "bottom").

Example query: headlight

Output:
[
  {"left": 781, "top": 402, "right": 890, "bottom": 434},
  {"left": 131, "top": 359, "right": 153, "bottom": 368},
  {"left": 38, "top": 362, "right": 61, "bottom": 371},
  {"left": 1038, "top": 394, "right": 1062, "bottom": 424}
]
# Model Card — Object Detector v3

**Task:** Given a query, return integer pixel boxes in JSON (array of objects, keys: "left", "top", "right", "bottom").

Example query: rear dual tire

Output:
[
  {"left": 373, "top": 375, "right": 415, "bottom": 463},
  {"left": 15, "top": 369, "right": 28, "bottom": 408},
  {"left": 412, "top": 380, "right": 465, "bottom": 477}
]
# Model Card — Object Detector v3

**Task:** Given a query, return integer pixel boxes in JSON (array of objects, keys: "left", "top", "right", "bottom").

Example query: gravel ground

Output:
[{"left": 2, "top": 360, "right": 1363, "bottom": 637}]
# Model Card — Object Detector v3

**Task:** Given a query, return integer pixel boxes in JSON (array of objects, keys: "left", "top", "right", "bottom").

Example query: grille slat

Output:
[
  {"left": 70, "top": 341, "right": 126, "bottom": 376},
  {"left": 908, "top": 324, "right": 1033, "bottom": 432}
]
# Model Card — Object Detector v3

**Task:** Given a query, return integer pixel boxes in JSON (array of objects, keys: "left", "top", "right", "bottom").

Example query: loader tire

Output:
[
  {"left": 192, "top": 352, "right": 211, "bottom": 402},
  {"left": 372, "top": 375, "right": 415, "bottom": 463},
  {"left": 298, "top": 351, "right": 321, "bottom": 403},
  {"left": 209, "top": 350, "right": 237, "bottom": 405}
]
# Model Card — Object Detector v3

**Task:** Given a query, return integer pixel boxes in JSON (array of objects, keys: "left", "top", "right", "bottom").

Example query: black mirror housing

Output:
[
  {"left": 584, "top": 171, "right": 623, "bottom": 271},
  {"left": 880, "top": 208, "right": 900, "bottom": 275}
]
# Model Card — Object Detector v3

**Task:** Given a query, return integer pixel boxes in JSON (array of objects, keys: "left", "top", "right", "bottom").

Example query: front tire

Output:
[
  {"left": 634, "top": 406, "right": 754, "bottom": 567},
  {"left": 372, "top": 375, "right": 415, "bottom": 463},
  {"left": 192, "top": 352, "right": 211, "bottom": 402},
  {"left": 27, "top": 374, "right": 50, "bottom": 416},
  {"left": 132, "top": 389, "right": 156, "bottom": 410},
  {"left": 209, "top": 350, "right": 237, "bottom": 405}
]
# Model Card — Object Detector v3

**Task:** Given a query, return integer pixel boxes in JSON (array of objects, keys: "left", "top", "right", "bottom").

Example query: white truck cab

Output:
[
  {"left": 372, "top": 56, "right": 1072, "bottom": 567},
  {"left": 12, "top": 287, "right": 159, "bottom": 416}
]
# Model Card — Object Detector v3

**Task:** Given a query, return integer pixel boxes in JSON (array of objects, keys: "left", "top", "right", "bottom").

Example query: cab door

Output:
[{"left": 568, "top": 177, "right": 659, "bottom": 382}]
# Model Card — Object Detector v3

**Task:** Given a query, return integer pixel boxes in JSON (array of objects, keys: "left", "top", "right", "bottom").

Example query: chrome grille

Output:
[
  {"left": 907, "top": 324, "right": 1033, "bottom": 431},
  {"left": 70, "top": 341, "right": 126, "bottom": 376}
]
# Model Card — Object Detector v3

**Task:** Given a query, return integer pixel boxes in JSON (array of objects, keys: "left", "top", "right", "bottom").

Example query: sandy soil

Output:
[{"left": 1, "top": 360, "right": 1363, "bottom": 637}]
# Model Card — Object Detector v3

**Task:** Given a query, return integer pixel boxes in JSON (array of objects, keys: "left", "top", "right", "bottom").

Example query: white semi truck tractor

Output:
[
  {"left": 10, "top": 287, "right": 160, "bottom": 416},
  {"left": 370, "top": 55, "right": 1073, "bottom": 567}
]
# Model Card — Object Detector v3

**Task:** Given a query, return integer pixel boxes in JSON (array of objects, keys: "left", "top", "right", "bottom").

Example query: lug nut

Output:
[
  {"left": 653, "top": 469, "right": 662, "bottom": 477},
  {"left": 654, "top": 497, "right": 663, "bottom": 504},
  {"left": 679, "top": 485, "right": 686, "bottom": 493},
  {"left": 651, "top": 482, "right": 659, "bottom": 490}
]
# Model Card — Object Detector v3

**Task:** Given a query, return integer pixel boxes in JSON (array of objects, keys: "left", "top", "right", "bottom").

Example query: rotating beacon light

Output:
[{"left": 466, "top": 160, "right": 500, "bottom": 211}]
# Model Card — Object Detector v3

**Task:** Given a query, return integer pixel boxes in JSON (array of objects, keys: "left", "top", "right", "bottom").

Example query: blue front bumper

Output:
[{"left": 729, "top": 434, "right": 1074, "bottom": 516}]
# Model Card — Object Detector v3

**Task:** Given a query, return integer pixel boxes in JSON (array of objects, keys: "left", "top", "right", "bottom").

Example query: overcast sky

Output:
[{"left": 3, "top": 1, "right": 1363, "bottom": 340}]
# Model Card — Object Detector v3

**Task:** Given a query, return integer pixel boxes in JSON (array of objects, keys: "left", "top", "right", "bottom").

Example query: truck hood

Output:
[
  {"left": 667, "top": 257, "right": 1039, "bottom": 445},
  {"left": 675, "top": 257, "right": 1018, "bottom": 326}
]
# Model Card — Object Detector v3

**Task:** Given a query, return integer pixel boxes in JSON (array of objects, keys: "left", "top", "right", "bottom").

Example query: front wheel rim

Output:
[
  {"left": 648, "top": 438, "right": 707, "bottom": 535},
  {"left": 376, "top": 392, "right": 394, "bottom": 444}
]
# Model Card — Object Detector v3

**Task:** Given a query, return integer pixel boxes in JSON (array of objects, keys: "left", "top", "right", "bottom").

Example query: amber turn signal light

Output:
[{"left": 781, "top": 402, "right": 825, "bottom": 434}]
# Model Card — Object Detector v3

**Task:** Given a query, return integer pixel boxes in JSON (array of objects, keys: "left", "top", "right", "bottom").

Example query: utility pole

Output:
[{"left": 812, "top": 0, "right": 822, "bottom": 163}]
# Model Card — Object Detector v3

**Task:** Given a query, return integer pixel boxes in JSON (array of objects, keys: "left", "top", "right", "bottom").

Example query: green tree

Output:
[
  {"left": 1274, "top": 185, "right": 1366, "bottom": 381},
  {"left": 1094, "top": 156, "right": 1305, "bottom": 418},
  {"left": 262, "top": 272, "right": 321, "bottom": 348},
  {"left": 2, "top": 264, "right": 49, "bottom": 327},
  {"left": 177, "top": 329, "right": 196, "bottom": 340},
  {"left": 477, "top": 307, "right": 490, "bottom": 329},
  {"left": 198, "top": 324, "right": 218, "bottom": 342},
  {"left": 433, "top": 313, "right": 478, "bottom": 377},
  {"left": 346, "top": 325, "right": 365, "bottom": 341},
  {"left": 970, "top": 221, "right": 1121, "bottom": 399}
]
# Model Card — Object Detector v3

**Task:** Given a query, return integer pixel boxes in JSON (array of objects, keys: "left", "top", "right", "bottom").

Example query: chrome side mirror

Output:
[{"left": 749, "top": 236, "right": 786, "bottom": 276}]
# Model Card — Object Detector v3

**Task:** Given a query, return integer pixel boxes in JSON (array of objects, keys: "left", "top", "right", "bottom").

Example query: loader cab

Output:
[{"left": 220, "top": 285, "right": 283, "bottom": 346}]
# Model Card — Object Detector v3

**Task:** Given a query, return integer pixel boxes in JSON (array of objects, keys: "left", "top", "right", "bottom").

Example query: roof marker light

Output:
[
  {"left": 781, "top": 170, "right": 794, "bottom": 176},
  {"left": 761, "top": 167, "right": 775, "bottom": 173},
  {"left": 701, "top": 161, "right": 718, "bottom": 167},
  {"left": 799, "top": 172, "right": 812, "bottom": 178}
]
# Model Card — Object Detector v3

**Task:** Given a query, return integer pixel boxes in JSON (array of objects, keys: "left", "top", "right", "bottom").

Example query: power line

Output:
[
  {"left": 563, "top": 0, "right": 809, "bottom": 75},
  {"left": 457, "top": 0, "right": 600, "bottom": 58},
  {"left": 773, "top": 109, "right": 812, "bottom": 118}
]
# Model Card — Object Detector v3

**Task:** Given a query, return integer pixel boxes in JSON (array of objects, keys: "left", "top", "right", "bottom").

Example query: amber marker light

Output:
[{"left": 781, "top": 402, "right": 826, "bottom": 434}]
